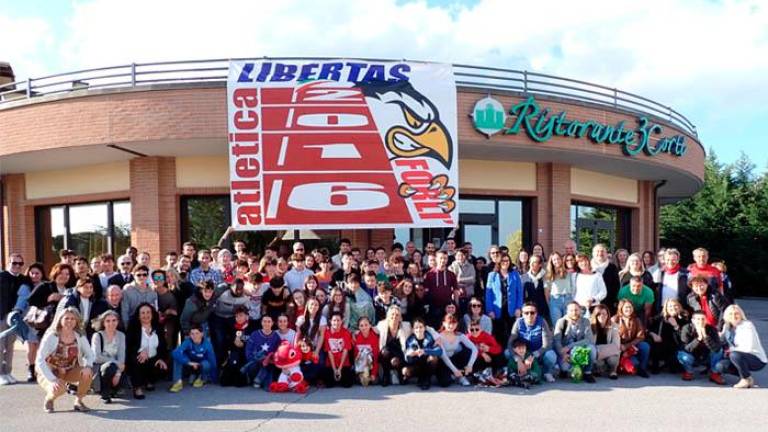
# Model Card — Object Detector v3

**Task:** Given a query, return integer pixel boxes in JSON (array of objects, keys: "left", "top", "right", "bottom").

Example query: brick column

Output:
[
  {"left": 631, "top": 181, "right": 655, "bottom": 253},
  {"left": 2, "top": 174, "right": 35, "bottom": 263},
  {"left": 129, "top": 157, "right": 178, "bottom": 268},
  {"left": 535, "top": 163, "right": 571, "bottom": 254}
]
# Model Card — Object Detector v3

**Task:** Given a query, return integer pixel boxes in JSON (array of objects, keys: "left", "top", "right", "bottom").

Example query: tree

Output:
[{"left": 660, "top": 151, "right": 768, "bottom": 296}]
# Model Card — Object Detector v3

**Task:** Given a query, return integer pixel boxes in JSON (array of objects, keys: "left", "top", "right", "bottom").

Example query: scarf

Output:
[
  {"left": 591, "top": 259, "right": 609, "bottom": 274},
  {"left": 527, "top": 268, "right": 546, "bottom": 285}
]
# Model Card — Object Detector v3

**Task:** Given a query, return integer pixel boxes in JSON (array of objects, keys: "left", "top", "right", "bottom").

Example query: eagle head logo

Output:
[{"left": 359, "top": 80, "right": 452, "bottom": 168}]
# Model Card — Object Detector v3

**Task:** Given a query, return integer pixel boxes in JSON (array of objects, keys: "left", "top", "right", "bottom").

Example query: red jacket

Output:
[
  {"left": 353, "top": 330, "right": 380, "bottom": 377},
  {"left": 468, "top": 330, "right": 502, "bottom": 355},
  {"left": 687, "top": 264, "right": 723, "bottom": 294}
]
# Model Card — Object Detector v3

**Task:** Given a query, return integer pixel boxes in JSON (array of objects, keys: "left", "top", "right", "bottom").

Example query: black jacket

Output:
[
  {"left": 680, "top": 323, "right": 723, "bottom": 359},
  {"left": 126, "top": 321, "right": 168, "bottom": 364},
  {"left": 654, "top": 269, "right": 690, "bottom": 313},
  {"left": 686, "top": 291, "right": 728, "bottom": 329},
  {"left": 600, "top": 263, "right": 621, "bottom": 312},
  {"left": 108, "top": 273, "right": 134, "bottom": 288},
  {"left": 0, "top": 271, "right": 25, "bottom": 317}
]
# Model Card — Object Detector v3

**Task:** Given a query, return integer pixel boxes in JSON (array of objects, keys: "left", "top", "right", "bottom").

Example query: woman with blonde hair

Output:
[
  {"left": 618, "top": 253, "right": 654, "bottom": 291},
  {"left": 375, "top": 306, "right": 412, "bottom": 386},
  {"left": 647, "top": 298, "right": 688, "bottom": 373},
  {"left": 35, "top": 307, "right": 95, "bottom": 413},
  {"left": 590, "top": 304, "right": 620, "bottom": 379},
  {"left": 545, "top": 251, "right": 574, "bottom": 326},
  {"left": 720, "top": 304, "right": 767, "bottom": 388}
]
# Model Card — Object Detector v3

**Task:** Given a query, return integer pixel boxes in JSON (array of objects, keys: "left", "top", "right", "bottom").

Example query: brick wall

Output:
[{"left": 129, "top": 157, "right": 179, "bottom": 268}]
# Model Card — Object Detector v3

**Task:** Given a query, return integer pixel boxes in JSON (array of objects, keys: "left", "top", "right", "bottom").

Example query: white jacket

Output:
[
  {"left": 573, "top": 272, "right": 607, "bottom": 307},
  {"left": 35, "top": 331, "right": 95, "bottom": 383}
]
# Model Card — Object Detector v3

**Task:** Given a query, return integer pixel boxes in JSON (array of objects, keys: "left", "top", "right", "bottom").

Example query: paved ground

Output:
[{"left": 2, "top": 300, "right": 768, "bottom": 432}]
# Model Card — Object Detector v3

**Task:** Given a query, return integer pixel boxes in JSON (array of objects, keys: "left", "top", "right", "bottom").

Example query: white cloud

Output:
[
  {"left": 4, "top": 0, "right": 768, "bottom": 140},
  {"left": 0, "top": 14, "right": 54, "bottom": 80}
]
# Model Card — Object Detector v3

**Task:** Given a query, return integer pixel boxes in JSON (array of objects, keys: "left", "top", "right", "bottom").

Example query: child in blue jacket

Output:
[
  {"left": 403, "top": 317, "right": 443, "bottom": 390},
  {"left": 170, "top": 324, "right": 217, "bottom": 392}
]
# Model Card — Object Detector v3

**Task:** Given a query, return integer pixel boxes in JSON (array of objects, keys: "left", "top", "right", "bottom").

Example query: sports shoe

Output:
[
  {"left": 637, "top": 369, "right": 650, "bottom": 378},
  {"left": 7, "top": 374, "right": 18, "bottom": 384},
  {"left": 192, "top": 377, "right": 205, "bottom": 388},
  {"left": 27, "top": 365, "right": 36, "bottom": 383},
  {"left": 583, "top": 373, "right": 596, "bottom": 383},
  {"left": 733, "top": 378, "right": 750, "bottom": 389},
  {"left": 709, "top": 372, "right": 726, "bottom": 386},
  {"left": 609, "top": 373, "right": 618, "bottom": 380},
  {"left": 681, "top": 372, "right": 694, "bottom": 381},
  {"left": 390, "top": 371, "right": 400, "bottom": 386},
  {"left": 43, "top": 399, "right": 54, "bottom": 413},
  {"left": 458, "top": 377, "right": 471, "bottom": 386},
  {"left": 543, "top": 373, "right": 555, "bottom": 383},
  {"left": 73, "top": 400, "right": 90, "bottom": 412},
  {"left": 169, "top": 380, "right": 184, "bottom": 393},
  {"left": 0, "top": 375, "right": 10, "bottom": 386}
]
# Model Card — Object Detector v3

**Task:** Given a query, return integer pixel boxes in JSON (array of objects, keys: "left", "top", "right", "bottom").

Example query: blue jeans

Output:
[
  {"left": 548, "top": 295, "right": 572, "bottom": 328},
  {"left": 677, "top": 350, "right": 724, "bottom": 374},
  {"left": 241, "top": 360, "right": 275, "bottom": 387},
  {"left": 630, "top": 341, "right": 650, "bottom": 371},
  {"left": 558, "top": 344, "right": 596, "bottom": 374},
  {"left": 173, "top": 359, "right": 212, "bottom": 382},
  {"left": 540, "top": 349, "right": 558, "bottom": 374},
  {"left": 726, "top": 351, "right": 767, "bottom": 379}
]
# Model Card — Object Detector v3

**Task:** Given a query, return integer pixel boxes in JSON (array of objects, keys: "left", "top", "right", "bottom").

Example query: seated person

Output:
[
  {"left": 243, "top": 315, "right": 281, "bottom": 389},
  {"left": 169, "top": 324, "right": 217, "bottom": 392},
  {"left": 678, "top": 311, "right": 725, "bottom": 384},
  {"left": 553, "top": 301, "right": 596, "bottom": 383}
]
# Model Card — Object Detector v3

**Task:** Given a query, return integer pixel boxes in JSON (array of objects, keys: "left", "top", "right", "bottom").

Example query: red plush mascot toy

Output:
[{"left": 269, "top": 341, "right": 309, "bottom": 393}]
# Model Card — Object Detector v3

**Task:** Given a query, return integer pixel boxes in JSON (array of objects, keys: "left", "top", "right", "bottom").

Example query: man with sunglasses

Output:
[
  {"left": 1, "top": 253, "right": 26, "bottom": 385},
  {"left": 509, "top": 302, "right": 558, "bottom": 383},
  {"left": 108, "top": 255, "right": 135, "bottom": 288},
  {"left": 120, "top": 265, "right": 159, "bottom": 325}
]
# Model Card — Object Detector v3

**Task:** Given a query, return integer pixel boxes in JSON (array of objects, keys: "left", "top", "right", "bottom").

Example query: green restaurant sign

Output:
[{"left": 471, "top": 95, "right": 687, "bottom": 157}]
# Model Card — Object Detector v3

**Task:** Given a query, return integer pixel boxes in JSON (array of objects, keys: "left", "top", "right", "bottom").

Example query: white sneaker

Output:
[
  {"left": 459, "top": 377, "right": 471, "bottom": 386},
  {"left": 7, "top": 374, "right": 18, "bottom": 384},
  {"left": 544, "top": 373, "right": 555, "bottom": 383},
  {"left": 0, "top": 375, "right": 10, "bottom": 386},
  {"left": 390, "top": 371, "right": 400, "bottom": 386}
]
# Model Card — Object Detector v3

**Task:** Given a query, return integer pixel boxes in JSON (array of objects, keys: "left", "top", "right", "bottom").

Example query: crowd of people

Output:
[{"left": 0, "top": 237, "right": 765, "bottom": 413}]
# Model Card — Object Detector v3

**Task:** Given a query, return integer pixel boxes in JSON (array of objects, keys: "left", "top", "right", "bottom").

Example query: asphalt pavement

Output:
[{"left": 2, "top": 299, "right": 767, "bottom": 432}]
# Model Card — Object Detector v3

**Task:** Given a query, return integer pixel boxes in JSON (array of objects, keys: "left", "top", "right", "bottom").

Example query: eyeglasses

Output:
[
  {"left": 120, "top": 262, "right": 132, "bottom": 266},
  {"left": 490, "top": 251, "right": 500, "bottom": 255},
  {"left": 11, "top": 261, "right": 23, "bottom": 266},
  {"left": 470, "top": 328, "right": 481, "bottom": 332},
  {"left": 135, "top": 273, "right": 148, "bottom": 277},
  {"left": 470, "top": 304, "right": 482, "bottom": 308},
  {"left": 522, "top": 311, "right": 536, "bottom": 316},
  {"left": 152, "top": 275, "right": 165, "bottom": 281}
]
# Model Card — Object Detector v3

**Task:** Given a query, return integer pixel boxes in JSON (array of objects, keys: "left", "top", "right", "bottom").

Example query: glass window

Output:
[
  {"left": 113, "top": 201, "right": 132, "bottom": 257},
  {"left": 394, "top": 228, "right": 411, "bottom": 246},
  {"left": 461, "top": 199, "right": 495, "bottom": 214},
  {"left": 498, "top": 200, "right": 523, "bottom": 257},
  {"left": 181, "top": 196, "right": 230, "bottom": 249},
  {"left": 69, "top": 203, "right": 108, "bottom": 261},
  {"left": 570, "top": 203, "right": 629, "bottom": 255},
  {"left": 36, "top": 201, "right": 131, "bottom": 270}
]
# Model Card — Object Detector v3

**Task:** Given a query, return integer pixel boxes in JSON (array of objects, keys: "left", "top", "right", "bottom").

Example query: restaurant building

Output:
[{"left": 0, "top": 59, "right": 705, "bottom": 269}]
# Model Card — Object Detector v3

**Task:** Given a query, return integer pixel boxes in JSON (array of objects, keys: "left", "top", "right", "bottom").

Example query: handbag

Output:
[{"left": 23, "top": 306, "right": 52, "bottom": 330}]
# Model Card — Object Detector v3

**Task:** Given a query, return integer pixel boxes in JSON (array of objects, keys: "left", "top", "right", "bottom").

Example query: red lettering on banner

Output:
[
  {"left": 261, "top": 106, "right": 376, "bottom": 132},
  {"left": 396, "top": 159, "right": 455, "bottom": 225},
  {"left": 237, "top": 206, "right": 262, "bottom": 225},
  {"left": 261, "top": 133, "right": 390, "bottom": 171},
  {"left": 233, "top": 88, "right": 258, "bottom": 108},
  {"left": 235, "top": 158, "right": 261, "bottom": 178}
]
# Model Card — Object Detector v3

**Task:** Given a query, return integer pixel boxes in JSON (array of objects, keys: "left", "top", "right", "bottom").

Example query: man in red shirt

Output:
[
  {"left": 686, "top": 248, "right": 723, "bottom": 295},
  {"left": 423, "top": 251, "right": 459, "bottom": 327}
]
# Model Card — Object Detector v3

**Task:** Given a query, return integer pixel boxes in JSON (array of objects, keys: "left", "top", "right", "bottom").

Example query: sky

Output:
[{"left": 1, "top": 0, "right": 766, "bottom": 171}]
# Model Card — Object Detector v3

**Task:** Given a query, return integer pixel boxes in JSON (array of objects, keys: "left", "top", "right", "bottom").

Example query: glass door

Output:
[{"left": 575, "top": 218, "right": 615, "bottom": 255}]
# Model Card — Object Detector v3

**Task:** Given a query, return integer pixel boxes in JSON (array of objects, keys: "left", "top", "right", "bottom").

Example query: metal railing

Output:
[{"left": 0, "top": 57, "right": 697, "bottom": 137}]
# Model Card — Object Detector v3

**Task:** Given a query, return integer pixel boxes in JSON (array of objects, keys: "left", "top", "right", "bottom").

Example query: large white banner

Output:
[{"left": 227, "top": 59, "right": 458, "bottom": 230}]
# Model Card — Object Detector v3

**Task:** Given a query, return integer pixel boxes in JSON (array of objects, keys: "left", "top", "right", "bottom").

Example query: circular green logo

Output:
[{"left": 472, "top": 96, "right": 506, "bottom": 137}]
